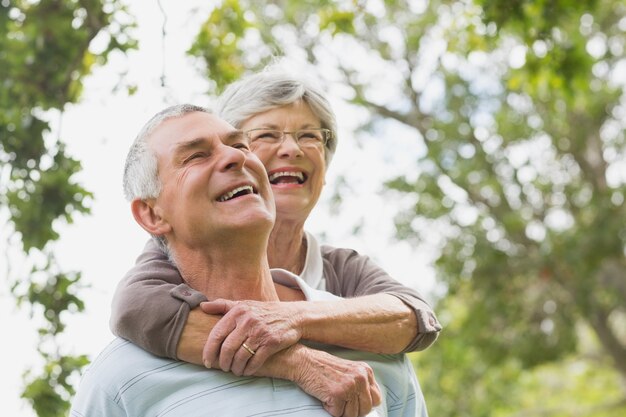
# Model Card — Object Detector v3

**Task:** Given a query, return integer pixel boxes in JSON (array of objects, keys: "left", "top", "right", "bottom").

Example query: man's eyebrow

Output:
[
  {"left": 222, "top": 130, "right": 245, "bottom": 143},
  {"left": 173, "top": 137, "right": 207, "bottom": 156},
  {"left": 172, "top": 131, "right": 244, "bottom": 157}
]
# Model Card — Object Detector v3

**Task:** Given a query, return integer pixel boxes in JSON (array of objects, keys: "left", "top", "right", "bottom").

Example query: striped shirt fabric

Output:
[{"left": 70, "top": 270, "right": 428, "bottom": 417}]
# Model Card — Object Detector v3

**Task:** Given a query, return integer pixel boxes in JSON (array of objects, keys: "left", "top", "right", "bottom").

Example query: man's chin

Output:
[{"left": 222, "top": 209, "right": 275, "bottom": 230}]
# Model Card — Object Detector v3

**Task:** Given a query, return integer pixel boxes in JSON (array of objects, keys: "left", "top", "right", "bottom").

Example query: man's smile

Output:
[{"left": 216, "top": 184, "right": 258, "bottom": 202}]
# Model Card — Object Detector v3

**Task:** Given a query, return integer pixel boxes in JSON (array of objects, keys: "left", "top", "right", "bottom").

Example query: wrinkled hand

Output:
[
  {"left": 200, "top": 299, "right": 302, "bottom": 376},
  {"left": 291, "top": 346, "right": 382, "bottom": 417}
]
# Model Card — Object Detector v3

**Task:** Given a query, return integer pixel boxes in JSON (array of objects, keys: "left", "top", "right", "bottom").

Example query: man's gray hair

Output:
[
  {"left": 123, "top": 103, "right": 210, "bottom": 256},
  {"left": 123, "top": 103, "right": 210, "bottom": 201},
  {"left": 216, "top": 67, "right": 338, "bottom": 166}
]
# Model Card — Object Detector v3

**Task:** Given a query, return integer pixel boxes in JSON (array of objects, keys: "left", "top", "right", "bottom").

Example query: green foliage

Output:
[
  {"left": 188, "top": 0, "right": 373, "bottom": 93},
  {"left": 478, "top": 0, "right": 600, "bottom": 41},
  {"left": 12, "top": 254, "right": 86, "bottom": 335},
  {"left": 1, "top": 1, "right": 136, "bottom": 416},
  {"left": 1, "top": 0, "right": 136, "bottom": 251},
  {"left": 412, "top": 303, "right": 626, "bottom": 416},
  {"left": 408, "top": 0, "right": 625, "bottom": 372},
  {"left": 188, "top": 0, "right": 253, "bottom": 92},
  {"left": 7, "top": 0, "right": 622, "bottom": 414},
  {"left": 410, "top": 291, "right": 525, "bottom": 417},
  {"left": 7, "top": 145, "right": 92, "bottom": 250},
  {"left": 190, "top": 0, "right": 626, "bottom": 414},
  {"left": 22, "top": 353, "right": 90, "bottom": 417}
]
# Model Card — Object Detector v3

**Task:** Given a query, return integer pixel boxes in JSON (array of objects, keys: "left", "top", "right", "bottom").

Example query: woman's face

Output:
[{"left": 239, "top": 100, "right": 326, "bottom": 224}]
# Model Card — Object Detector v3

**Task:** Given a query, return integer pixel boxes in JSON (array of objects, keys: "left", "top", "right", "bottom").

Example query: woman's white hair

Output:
[
  {"left": 122, "top": 103, "right": 210, "bottom": 257},
  {"left": 216, "top": 66, "right": 338, "bottom": 166}
]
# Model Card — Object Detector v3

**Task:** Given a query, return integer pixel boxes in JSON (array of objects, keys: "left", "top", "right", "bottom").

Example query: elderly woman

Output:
[{"left": 111, "top": 67, "right": 440, "bottom": 409}]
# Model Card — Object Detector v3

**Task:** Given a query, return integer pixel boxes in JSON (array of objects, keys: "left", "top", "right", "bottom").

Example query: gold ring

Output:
[{"left": 241, "top": 342, "right": 256, "bottom": 356}]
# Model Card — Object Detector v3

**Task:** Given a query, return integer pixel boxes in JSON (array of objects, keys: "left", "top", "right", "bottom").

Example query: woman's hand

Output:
[
  {"left": 260, "top": 344, "right": 382, "bottom": 417},
  {"left": 285, "top": 345, "right": 382, "bottom": 417},
  {"left": 200, "top": 300, "right": 383, "bottom": 416},
  {"left": 200, "top": 299, "right": 303, "bottom": 376}
]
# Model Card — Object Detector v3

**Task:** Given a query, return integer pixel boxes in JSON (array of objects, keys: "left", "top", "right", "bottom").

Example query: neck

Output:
[
  {"left": 267, "top": 218, "right": 306, "bottom": 274},
  {"left": 172, "top": 237, "right": 279, "bottom": 302}
]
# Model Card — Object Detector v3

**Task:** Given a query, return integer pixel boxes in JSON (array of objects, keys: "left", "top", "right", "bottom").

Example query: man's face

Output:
[{"left": 147, "top": 111, "right": 275, "bottom": 247}]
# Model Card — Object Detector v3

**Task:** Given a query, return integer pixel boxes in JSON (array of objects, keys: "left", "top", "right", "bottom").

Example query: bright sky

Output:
[{"left": 1, "top": 2, "right": 436, "bottom": 415}]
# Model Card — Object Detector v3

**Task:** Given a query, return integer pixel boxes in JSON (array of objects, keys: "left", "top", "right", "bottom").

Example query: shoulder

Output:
[
  {"left": 320, "top": 244, "right": 362, "bottom": 264},
  {"left": 72, "top": 339, "right": 154, "bottom": 415},
  {"left": 74, "top": 338, "right": 199, "bottom": 415},
  {"left": 320, "top": 244, "right": 379, "bottom": 274},
  {"left": 78, "top": 338, "right": 180, "bottom": 398}
]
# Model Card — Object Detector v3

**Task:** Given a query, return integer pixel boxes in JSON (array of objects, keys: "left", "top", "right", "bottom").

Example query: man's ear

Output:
[{"left": 131, "top": 198, "right": 172, "bottom": 236}]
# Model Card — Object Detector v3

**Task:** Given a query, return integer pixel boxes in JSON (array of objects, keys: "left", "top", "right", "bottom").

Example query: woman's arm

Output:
[
  {"left": 176, "top": 309, "right": 382, "bottom": 417},
  {"left": 111, "top": 241, "right": 382, "bottom": 417},
  {"left": 321, "top": 245, "right": 442, "bottom": 352},
  {"left": 288, "top": 293, "right": 419, "bottom": 354},
  {"left": 196, "top": 247, "right": 440, "bottom": 376},
  {"left": 112, "top": 240, "right": 439, "bottom": 381},
  {"left": 199, "top": 293, "right": 416, "bottom": 364},
  {"left": 109, "top": 239, "right": 202, "bottom": 358}
]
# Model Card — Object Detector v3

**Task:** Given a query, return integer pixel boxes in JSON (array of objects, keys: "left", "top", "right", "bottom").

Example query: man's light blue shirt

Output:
[{"left": 70, "top": 270, "right": 428, "bottom": 417}]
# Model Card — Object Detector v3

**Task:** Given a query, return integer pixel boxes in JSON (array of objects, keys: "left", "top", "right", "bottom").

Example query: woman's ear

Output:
[{"left": 131, "top": 198, "right": 171, "bottom": 236}]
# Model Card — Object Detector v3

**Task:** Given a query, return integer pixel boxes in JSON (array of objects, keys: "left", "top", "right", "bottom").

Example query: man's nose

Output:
[{"left": 219, "top": 145, "right": 247, "bottom": 172}]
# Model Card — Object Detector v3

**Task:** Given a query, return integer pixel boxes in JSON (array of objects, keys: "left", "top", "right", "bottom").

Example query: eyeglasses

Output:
[{"left": 244, "top": 128, "right": 332, "bottom": 149}]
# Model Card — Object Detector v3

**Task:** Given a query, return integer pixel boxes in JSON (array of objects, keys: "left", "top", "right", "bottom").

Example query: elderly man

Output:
[{"left": 70, "top": 105, "right": 426, "bottom": 417}]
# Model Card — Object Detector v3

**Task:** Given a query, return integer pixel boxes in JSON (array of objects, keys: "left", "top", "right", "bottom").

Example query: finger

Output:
[
  {"left": 323, "top": 400, "right": 345, "bottom": 417},
  {"left": 357, "top": 391, "right": 373, "bottom": 417},
  {"left": 217, "top": 329, "right": 249, "bottom": 372},
  {"left": 342, "top": 398, "right": 359, "bottom": 417},
  {"left": 202, "top": 317, "right": 237, "bottom": 367},
  {"left": 200, "top": 299, "right": 235, "bottom": 315},
  {"left": 367, "top": 372, "right": 382, "bottom": 407},
  {"left": 230, "top": 343, "right": 255, "bottom": 376},
  {"left": 241, "top": 345, "right": 272, "bottom": 376},
  {"left": 352, "top": 364, "right": 374, "bottom": 416}
]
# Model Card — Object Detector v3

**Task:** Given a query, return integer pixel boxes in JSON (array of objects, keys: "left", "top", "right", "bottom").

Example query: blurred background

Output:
[{"left": 1, "top": 1, "right": 625, "bottom": 416}]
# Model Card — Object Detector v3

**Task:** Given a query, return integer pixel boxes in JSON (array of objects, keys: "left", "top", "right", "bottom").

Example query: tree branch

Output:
[{"left": 589, "top": 303, "right": 626, "bottom": 380}]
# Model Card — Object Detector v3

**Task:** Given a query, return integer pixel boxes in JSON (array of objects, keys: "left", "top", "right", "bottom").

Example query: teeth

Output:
[
  {"left": 217, "top": 185, "right": 254, "bottom": 202},
  {"left": 269, "top": 171, "right": 304, "bottom": 182}
]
